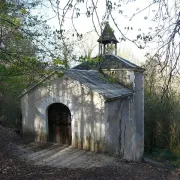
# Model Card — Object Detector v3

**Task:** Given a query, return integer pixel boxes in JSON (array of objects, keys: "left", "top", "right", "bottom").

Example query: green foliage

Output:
[
  {"left": 0, "top": 0, "right": 51, "bottom": 92},
  {"left": 145, "top": 148, "right": 180, "bottom": 167},
  {"left": 0, "top": 92, "right": 22, "bottom": 128},
  {"left": 169, "top": 117, "right": 180, "bottom": 158},
  {"left": 105, "top": 45, "right": 115, "bottom": 54},
  {"left": 0, "top": 0, "right": 51, "bottom": 128},
  {"left": 53, "top": 58, "right": 63, "bottom": 65},
  {"left": 80, "top": 55, "right": 103, "bottom": 64},
  {"left": 107, "top": 26, "right": 114, "bottom": 35},
  {"left": 105, "top": 75, "right": 117, "bottom": 83},
  {"left": 144, "top": 58, "right": 180, "bottom": 164},
  {"left": 144, "top": 89, "right": 172, "bottom": 151}
]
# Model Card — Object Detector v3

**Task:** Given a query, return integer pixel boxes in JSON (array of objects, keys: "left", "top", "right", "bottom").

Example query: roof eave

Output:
[
  {"left": 97, "top": 38, "right": 119, "bottom": 44},
  {"left": 19, "top": 71, "right": 64, "bottom": 98},
  {"left": 105, "top": 92, "right": 133, "bottom": 102}
]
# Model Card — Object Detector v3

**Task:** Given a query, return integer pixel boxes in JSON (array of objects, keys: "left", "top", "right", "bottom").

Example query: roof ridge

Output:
[{"left": 72, "top": 54, "right": 145, "bottom": 71}]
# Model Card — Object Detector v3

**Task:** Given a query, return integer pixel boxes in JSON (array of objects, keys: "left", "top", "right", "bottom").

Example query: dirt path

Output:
[
  {"left": 0, "top": 125, "right": 179, "bottom": 180},
  {"left": 11, "top": 143, "right": 117, "bottom": 168}
]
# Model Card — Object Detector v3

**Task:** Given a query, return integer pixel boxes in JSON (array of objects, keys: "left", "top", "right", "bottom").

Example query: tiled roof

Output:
[{"left": 65, "top": 69, "right": 133, "bottom": 101}]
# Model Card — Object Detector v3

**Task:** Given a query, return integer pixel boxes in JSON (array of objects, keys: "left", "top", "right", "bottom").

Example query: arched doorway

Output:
[{"left": 48, "top": 103, "right": 72, "bottom": 145}]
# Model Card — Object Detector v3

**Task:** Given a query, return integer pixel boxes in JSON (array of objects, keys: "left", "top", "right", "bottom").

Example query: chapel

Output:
[{"left": 21, "top": 22, "right": 144, "bottom": 161}]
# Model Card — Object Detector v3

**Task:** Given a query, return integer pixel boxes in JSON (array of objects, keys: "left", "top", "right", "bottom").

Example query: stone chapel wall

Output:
[{"left": 21, "top": 74, "right": 106, "bottom": 151}]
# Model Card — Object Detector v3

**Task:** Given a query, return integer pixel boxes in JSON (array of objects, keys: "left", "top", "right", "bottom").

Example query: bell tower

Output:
[{"left": 97, "top": 22, "right": 119, "bottom": 55}]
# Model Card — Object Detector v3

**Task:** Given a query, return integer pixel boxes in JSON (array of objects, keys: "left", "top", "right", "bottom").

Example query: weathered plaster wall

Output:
[
  {"left": 104, "top": 98, "right": 129, "bottom": 156},
  {"left": 133, "top": 71, "right": 144, "bottom": 161},
  {"left": 21, "top": 74, "right": 106, "bottom": 151},
  {"left": 103, "top": 69, "right": 135, "bottom": 88},
  {"left": 102, "top": 69, "right": 144, "bottom": 161},
  {"left": 104, "top": 97, "right": 141, "bottom": 161}
]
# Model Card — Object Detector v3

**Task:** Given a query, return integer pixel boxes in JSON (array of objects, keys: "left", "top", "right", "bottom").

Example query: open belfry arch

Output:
[
  {"left": 98, "top": 22, "right": 118, "bottom": 55},
  {"left": 20, "top": 21, "right": 144, "bottom": 161}
]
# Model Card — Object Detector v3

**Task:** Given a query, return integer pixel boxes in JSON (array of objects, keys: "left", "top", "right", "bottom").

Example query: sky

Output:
[{"left": 35, "top": 0, "right": 174, "bottom": 65}]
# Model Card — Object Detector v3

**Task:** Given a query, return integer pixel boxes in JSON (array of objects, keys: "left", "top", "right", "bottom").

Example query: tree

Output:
[
  {"left": 143, "top": 57, "right": 180, "bottom": 159},
  {"left": 44, "top": 0, "right": 180, "bottom": 95},
  {"left": 0, "top": 0, "right": 51, "bottom": 127}
]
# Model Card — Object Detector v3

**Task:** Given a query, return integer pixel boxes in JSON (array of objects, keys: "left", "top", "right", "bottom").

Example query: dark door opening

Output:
[{"left": 48, "top": 103, "right": 71, "bottom": 145}]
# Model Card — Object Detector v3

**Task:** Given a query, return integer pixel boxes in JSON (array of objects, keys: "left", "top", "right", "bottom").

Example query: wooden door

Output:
[{"left": 48, "top": 103, "right": 71, "bottom": 145}]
